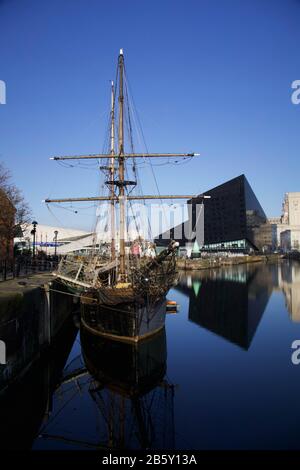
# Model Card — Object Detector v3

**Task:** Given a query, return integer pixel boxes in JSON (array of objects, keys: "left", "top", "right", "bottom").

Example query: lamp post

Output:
[
  {"left": 31, "top": 220, "right": 38, "bottom": 258},
  {"left": 54, "top": 230, "right": 58, "bottom": 257}
]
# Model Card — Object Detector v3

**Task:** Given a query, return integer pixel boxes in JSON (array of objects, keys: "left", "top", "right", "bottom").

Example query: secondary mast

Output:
[{"left": 110, "top": 80, "right": 116, "bottom": 260}]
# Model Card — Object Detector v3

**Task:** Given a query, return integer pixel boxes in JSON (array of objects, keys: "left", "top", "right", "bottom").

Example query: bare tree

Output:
[
  {"left": 0, "top": 162, "right": 31, "bottom": 259},
  {"left": 0, "top": 162, "right": 31, "bottom": 226}
]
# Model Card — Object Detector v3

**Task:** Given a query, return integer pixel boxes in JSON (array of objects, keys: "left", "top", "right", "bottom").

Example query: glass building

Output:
[{"left": 155, "top": 175, "right": 272, "bottom": 253}]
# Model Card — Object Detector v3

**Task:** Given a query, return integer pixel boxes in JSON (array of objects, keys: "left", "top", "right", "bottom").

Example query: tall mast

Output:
[
  {"left": 110, "top": 80, "right": 116, "bottom": 260},
  {"left": 118, "top": 49, "right": 126, "bottom": 280}
]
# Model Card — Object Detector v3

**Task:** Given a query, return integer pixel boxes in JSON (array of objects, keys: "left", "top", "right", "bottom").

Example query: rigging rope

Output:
[
  {"left": 123, "top": 71, "right": 169, "bottom": 235},
  {"left": 123, "top": 70, "right": 153, "bottom": 240}
]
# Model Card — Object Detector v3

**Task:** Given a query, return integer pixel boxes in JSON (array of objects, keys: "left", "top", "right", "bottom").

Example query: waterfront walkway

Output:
[
  {"left": 0, "top": 259, "right": 57, "bottom": 282},
  {"left": 0, "top": 272, "right": 54, "bottom": 323}
]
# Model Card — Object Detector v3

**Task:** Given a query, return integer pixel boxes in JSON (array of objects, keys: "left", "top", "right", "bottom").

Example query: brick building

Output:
[{"left": 0, "top": 189, "right": 16, "bottom": 260}]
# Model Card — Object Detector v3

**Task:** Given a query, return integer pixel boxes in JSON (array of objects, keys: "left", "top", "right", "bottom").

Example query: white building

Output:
[
  {"left": 269, "top": 192, "right": 300, "bottom": 251},
  {"left": 282, "top": 192, "right": 300, "bottom": 225},
  {"left": 15, "top": 223, "right": 144, "bottom": 255},
  {"left": 15, "top": 224, "right": 92, "bottom": 255},
  {"left": 280, "top": 229, "right": 300, "bottom": 252}
]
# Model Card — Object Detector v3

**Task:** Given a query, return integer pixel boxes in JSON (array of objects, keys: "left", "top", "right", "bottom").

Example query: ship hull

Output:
[{"left": 81, "top": 297, "right": 167, "bottom": 343}]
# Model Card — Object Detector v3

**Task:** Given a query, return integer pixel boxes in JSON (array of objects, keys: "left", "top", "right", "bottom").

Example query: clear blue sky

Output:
[{"left": 0, "top": 0, "right": 300, "bottom": 231}]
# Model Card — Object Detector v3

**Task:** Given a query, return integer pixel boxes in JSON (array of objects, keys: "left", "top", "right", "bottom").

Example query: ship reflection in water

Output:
[
  {"left": 81, "top": 329, "right": 174, "bottom": 450},
  {"left": 34, "top": 327, "right": 175, "bottom": 450}
]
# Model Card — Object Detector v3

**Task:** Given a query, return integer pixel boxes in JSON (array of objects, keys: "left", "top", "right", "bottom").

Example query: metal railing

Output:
[{"left": 0, "top": 257, "right": 59, "bottom": 282}]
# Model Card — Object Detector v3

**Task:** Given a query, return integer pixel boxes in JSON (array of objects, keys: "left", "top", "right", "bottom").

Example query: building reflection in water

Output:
[
  {"left": 176, "top": 264, "right": 274, "bottom": 350},
  {"left": 36, "top": 327, "right": 175, "bottom": 450},
  {"left": 276, "top": 261, "right": 300, "bottom": 322}
]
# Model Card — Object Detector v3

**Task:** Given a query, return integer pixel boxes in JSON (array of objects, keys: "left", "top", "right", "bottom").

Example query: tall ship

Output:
[{"left": 44, "top": 49, "right": 201, "bottom": 342}]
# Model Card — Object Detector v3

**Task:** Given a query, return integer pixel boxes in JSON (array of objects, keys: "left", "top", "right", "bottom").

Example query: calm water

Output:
[{"left": 4, "top": 260, "right": 300, "bottom": 450}]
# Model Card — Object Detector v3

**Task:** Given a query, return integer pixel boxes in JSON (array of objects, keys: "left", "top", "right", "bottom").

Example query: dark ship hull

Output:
[
  {"left": 80, "top": 251, "right": 178, "bottom": 342},
  {"left": 81, "top": 296, "right": 167, "bottom": 343}
]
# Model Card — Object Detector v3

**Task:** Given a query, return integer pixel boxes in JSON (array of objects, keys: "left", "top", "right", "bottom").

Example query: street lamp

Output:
[
  {"left": 54, "top": 230, "right": 58, "bottom": 257},
  {"left": 31, "top": 220, "right": 38, "bottom": 258}
]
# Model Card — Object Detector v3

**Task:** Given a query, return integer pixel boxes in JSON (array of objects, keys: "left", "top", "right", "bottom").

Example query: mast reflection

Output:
[
  {"left": 80, "top": 328, "right": 174, "bottom": 450},
  {"left": 37, "top": 327, "right": 175, "bottom": 450}
]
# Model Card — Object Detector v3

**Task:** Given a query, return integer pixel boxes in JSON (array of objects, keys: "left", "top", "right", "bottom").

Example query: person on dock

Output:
[{"left": 130, "top": 240, "right": 142, "bottom": 258}]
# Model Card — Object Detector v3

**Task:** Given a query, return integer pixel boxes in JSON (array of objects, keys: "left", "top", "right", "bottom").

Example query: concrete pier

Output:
[{"left": 0, "top": 273, "right": 76, "bottom": 393}]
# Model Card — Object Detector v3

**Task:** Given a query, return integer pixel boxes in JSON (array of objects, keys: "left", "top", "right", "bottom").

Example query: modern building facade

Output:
[{"left": 155, "top": 175, "right": 272, "bottom": 253}]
